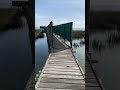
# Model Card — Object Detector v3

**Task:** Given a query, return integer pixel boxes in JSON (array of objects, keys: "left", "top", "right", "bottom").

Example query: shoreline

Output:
[{"left": 35, "top": 29, "right": 85, "bottom": 39}]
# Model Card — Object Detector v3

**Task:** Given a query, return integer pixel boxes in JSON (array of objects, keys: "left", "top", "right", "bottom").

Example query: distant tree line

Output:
[{"left": 89, "top": 11, "right": 120, "bottom": 30}]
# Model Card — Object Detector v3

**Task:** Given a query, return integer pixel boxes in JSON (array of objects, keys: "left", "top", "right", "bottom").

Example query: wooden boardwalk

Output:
[
  {"left": 35, "top": 21, "right": 104, "bottom": 90},
  {"left": 35, "top": 34, "right": 85, "bottom": 90},
  {"left": 85, "top": 53, "right": 103, "bottom": 90}
]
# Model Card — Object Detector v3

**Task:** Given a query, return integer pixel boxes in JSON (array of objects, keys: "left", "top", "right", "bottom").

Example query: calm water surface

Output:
[
  {"left": 35, "top": 33, "right": 48, "bottom": 74},
  {"left": 0, "top": 16, "right": 33, "bottom": 90}
]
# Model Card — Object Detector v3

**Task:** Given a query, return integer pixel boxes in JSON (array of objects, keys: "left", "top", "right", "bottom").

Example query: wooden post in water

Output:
[{"left": 44, "top": 21, "right": 53, "bottom": 53}]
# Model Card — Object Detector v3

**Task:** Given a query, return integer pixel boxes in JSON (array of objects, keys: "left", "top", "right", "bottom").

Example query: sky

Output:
[
  {"left": 35, "top": 0, "right": 85, "bottom": 29},
  {"left": 91, "top": 0, "right": 120, "bottom": 11}
]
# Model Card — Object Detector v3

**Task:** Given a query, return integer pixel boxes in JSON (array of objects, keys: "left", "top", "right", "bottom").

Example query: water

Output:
[
  {"left": 89, "top": 30, "right": 120, "bottom": 90},
  {"left": 0, "top": 16, "right": 33, "bottom": 90},
  {"left": 35, "top": 33, "right": 49, "bottom": 74},
  {"left": 35, "top": 34, "right": 85, "bottom": 74},
  {"left": 72, "top": 39, "right": 85, "bottom": 72}
]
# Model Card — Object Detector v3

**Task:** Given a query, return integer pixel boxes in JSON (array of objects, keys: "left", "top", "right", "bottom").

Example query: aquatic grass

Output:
[
  {"left": 1, "top": 9, "right": 23, "bottom": 31},
  {"left": 92, "top": 39, "right": 106, "bottom": 53},
  {"left": 73, "top": 42, "right": 79, "bottom": 48},
  {"left": 80, "top": 39, "right": 85, "bottom": 45},
  {"left": 35, "top": 30, "right": 45, "bottom": 39},
  {"left": 107, "top": 30, "right": 120, "bottom": 45},
  {"left": 91, "top": 30, "right": 120, "bottom": 53},
  {"left": 72, "top": 31, "right": 85, "bottom": 39}
]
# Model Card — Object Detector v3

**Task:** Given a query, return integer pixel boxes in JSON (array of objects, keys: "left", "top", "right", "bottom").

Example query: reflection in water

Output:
[
  {"left": 80, "top": 39, "right": 85, "bottom": 47},
  {"left": 35, "top": 33, "right": 49, "bottom": 74},
  {"left": 92, "top": 39, "right": 106, "bottom": 53},
  {"left": 66, "top": 38, "right": 85, "bottom": 72},
  {"left": 90, "top": 29, "right": 120, "bottom": 90},
  {"left": 35, "top": 33, "right": 49, "bottom": 81},
  {"left": 73, "top": 38, "right": 85, "bottom": 49},
  {"left": 107, "top": 30, "right": 120, "bottom": 45},
  {"left": 73, "top": 43, "right": 79, "bottom": 48},
  {"left": 0, "top": 16, "right": 33, "bottom": 90},
  {"left": 91, "top": 30, "right": 120, "bottom": 53}
]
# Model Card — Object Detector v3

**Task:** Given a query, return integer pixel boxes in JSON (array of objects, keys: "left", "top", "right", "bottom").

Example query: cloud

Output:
[
  {"left": 35, "top": 14, "right": 85, "bottom": 28},
  {"left": 35, "top": 0, "right": 85, "bottom": 29}
]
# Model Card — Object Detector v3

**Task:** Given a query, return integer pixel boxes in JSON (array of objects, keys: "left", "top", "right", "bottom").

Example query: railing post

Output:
[
  {"left": 44, "top": 21, "right": 53, "bottom": 53},
  {"left": 70, "top": 22, "right": 73, "bottom": 48},
  {"left": 50, "top": 21, "right": 53, "bottom": 48},
  {"left": 64, "top": 24, "right": 65, "bottom": 43}
]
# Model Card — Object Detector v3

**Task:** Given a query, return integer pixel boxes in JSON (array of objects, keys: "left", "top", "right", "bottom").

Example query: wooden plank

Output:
[
  {"left": 48, "top": 62, "right": 76, "bottom": 64},
  {"left": 50, "top": 56, "right": 73, "bottom": 58},
  {"left": 38, "top": 83, "right": 85, "bottom": 89},
  {"left": 41, "top": 74, "right": 84, "bottom": 79},
  {"left": 85, "top": 87, "right": 101, "bottom": 90},
  {"left": 49, "top": 58, "right": 75, "bottom": 60},
  {"left": 52, "top": 53, "right": 72, "bottom": 56},
  {"left": 48, "top": 63, "right": 77, "bottom": 65},
  {"left": 45, "top": 68, "right": 80, "bottom": 72},
  {"left": 49, "top": 60, "right": 75, "bottom": 62},
  {"left": 50, "top": 56, "right": 74, "bottom": 58},
  {"left": 43, "top": 71, "right": 82, "bottom": 75},
  {"left": 40, "top": 78, "right": 85, "bottom": 84},
  {"left": 37, "top": 88, "right": 84, "bottom": 90},
  {"left": 85, "top": 83, "right": 99, "bottom": 86},
  {"left": 85, "top": 78, "right": 98, "bottom": 83},
  {"left": 50, "top": 55, "right": 74, "bottom": 57},
  {"left": 47, "top": 64, "right": 77, "bottom": 67},
  {"left": 47, "top": 64, "right": 78, "bottom": 67},
  {"left": 85, "top": 54, "right": 102, "bottom": 90},
  {"left": 46, "top": 66, "right": 79, "bottom": 70},
  {"left": 48, "top": 62, "right": 77, "bottom": 65}
]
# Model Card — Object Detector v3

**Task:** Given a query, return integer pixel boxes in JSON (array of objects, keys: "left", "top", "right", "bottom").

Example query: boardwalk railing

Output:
[
  {"left": 53, "top": 22, "right": 73, "bottom": 48},
  {"left": 44, "top": 22, "right": 73, "bottom": 53}
]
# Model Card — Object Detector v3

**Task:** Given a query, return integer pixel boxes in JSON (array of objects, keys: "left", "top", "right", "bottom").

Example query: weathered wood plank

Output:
[
  {"left": 48, "top": 63, "right": 77, "bottom": 65},
  {"left": 48, "top": 61, "right": 76, "bottom": 63},
  {"left": 45, "top": 68, "right": 80, "bottom": 72},
  {"left": 45, "top": 66, "right": 80, "bottom": 69},
  {"left": 47, "top": 64, "right": 78, "bottom": 67},
  {"left": 43, "top": 70, "right": 82, "bottom": 75},
  {"left": 40, "top": 78, "right": 85, "bottom": 84},
  {"left": 85, "top": 87, "right": 101, "bottom": 90},
  {"left": 85, "top": 78, "right": 98, "bottom": 83},
  {"left": 85, "top": 83, "right": 99, "bottom": 86},
  {"left": 85, "top": 54, "right": 102, "bottom": 90},
  {"left": 37, "top": 88, "right": 84, "bottom": 90},
  {"left": 48, "top": 60, "right": 76, "bottom": 63},
  {"left": 50, "top": 58, "right": 73, "bottom": 60},
  {"left": 41, "top": 74, "right": 84, "bottom": 79},
  {"left": 38, "top": 83, "right": 85, "bottom": 89}
]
